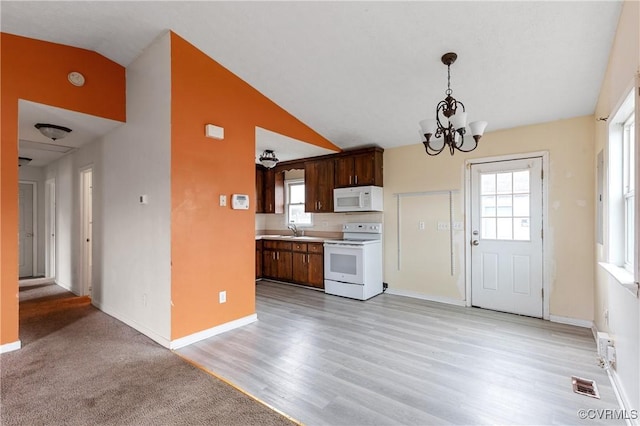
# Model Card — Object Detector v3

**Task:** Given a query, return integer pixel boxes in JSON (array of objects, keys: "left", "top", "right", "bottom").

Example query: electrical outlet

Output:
[
  {"left": 219, "top": 195, "right": 227, "bottom": 207},
  {"left": 419, "top": 221, "right": 425, "bottom": 230},
  {"left": 219, "top": 291, "right": 226, "bottom": 304}
]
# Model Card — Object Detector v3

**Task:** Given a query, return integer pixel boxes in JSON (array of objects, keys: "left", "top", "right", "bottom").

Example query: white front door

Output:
[
  {"left": 471, "top": 157, "right": 543, "bottom": 318},
  {"left": 19, "top": 183, "right": 34, "bottom": 278}
]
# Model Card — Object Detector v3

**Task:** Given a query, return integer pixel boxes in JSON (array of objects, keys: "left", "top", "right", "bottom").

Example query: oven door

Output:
[{"left": 324, "top": 243, "right": 364, "bottom": 284}]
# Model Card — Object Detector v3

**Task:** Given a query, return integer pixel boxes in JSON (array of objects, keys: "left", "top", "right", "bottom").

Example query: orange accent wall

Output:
[
  {"left": 0, "top": 33, "right": 125, "bottom": 345},
  {"left": 170, "top": 32, "right": 339, "bottom": 339}
]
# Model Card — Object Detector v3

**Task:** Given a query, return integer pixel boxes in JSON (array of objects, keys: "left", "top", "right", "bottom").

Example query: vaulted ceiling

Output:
[{"left": 3, "top": 1, "right": 622, "bottom": 154}]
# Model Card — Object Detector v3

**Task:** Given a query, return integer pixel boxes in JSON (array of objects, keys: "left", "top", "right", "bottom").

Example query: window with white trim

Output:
[
  {"left": 622, "top": 112, "right": 635, "bottom": 271},
  {"left": 286, "top": 180, "right": 312, "bottom": 226},
  {"left": 607, "top": 88, "right": 635, "bottom": 275}
]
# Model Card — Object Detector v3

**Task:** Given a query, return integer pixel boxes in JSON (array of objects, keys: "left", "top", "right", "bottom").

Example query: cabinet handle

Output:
[
  {"left": 355, "top": 175, "right": 358, "bottom": 184},
  {"left": 307, "top": 254, "right": 310, "bottom": 263},
  {"left": 277, "top": 251, "right": 280, "bottom": 260},
  {"left": 349, "top": 175, "right": 352, "bottom": 185},
  {"left": 318, "top": 201, "right": 322, "bottom": 209}
]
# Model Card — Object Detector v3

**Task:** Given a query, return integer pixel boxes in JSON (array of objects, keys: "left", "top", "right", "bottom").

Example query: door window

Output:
[{"left": 480, "top": 171, "right": 530, "bottom": 241}]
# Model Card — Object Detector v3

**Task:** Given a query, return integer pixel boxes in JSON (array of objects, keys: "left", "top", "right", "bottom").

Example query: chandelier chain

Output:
[{"left": 446, "top": 64, "right": 452, "bottom": 96}]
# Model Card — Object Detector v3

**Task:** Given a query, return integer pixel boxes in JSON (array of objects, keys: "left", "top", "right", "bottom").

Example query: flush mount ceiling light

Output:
[
  {"left": 419, "top": 52, "right": 488, "bottom": 156},
  {"left": 34, "top": 123, "right": 72, "bottom": 141},
  {"left": 259, "top": 149, "right": 279, "bottom": 169},
  {"left": 18, "top": 157, "right": 32, "bottom": 167}
]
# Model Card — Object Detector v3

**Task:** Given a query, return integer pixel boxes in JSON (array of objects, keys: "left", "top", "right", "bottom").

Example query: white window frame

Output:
[
  {"left": 622, "top": 113, "right": 635, "bottom": 272},
  {"left": 605, "top": 88, "right": 635, "bottom": 277},
  {"left": 285, "top": 179, "right": 312, "bottom": 227}
]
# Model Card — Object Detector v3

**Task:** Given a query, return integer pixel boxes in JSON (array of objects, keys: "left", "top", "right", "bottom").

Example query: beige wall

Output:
[
  {"left": 383, "top": 115, "right": 595, "bottom": 320},
  {"left": 592, "top": 0, "right": 639, "bottom": 413}
]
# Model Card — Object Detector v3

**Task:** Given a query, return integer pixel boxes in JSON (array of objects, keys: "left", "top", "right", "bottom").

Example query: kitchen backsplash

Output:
[{"left": 256, "top": 212, "right": 384, "bottom": 234}]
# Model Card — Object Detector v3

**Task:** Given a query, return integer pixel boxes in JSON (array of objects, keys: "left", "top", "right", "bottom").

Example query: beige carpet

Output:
[{"left": 1, "top": 284, "right": 295, "bottom": 425}]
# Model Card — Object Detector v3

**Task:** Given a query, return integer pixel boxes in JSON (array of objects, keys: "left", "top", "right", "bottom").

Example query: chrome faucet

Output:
[{"left": 288, "top": 223, "right": 299, "bottom": 237}]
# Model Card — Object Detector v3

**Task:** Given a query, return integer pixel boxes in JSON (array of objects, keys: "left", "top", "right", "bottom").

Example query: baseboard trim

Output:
[
  {"left": 92, "top": 300, "right": 171, "bottom": 348},
  {"left": 548, "top": 315, "right": 593, "bottom": 329},
  {"left": 19, "top": 277, "right": 55, "bottom": 287},
  {"left": 0, "top": 340, "right": 22, "bottom": 353},
  {"left": 170, "top": 314, "right": 258, "bottom": 350},
  {"left": 608, "top": 367, "right": 638, "bottom": 425},
  {"left": 384, "top": 288, "right": 466, "bottom": 307}
]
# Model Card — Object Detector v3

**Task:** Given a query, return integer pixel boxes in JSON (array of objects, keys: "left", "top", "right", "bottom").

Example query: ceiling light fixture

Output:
[
  {"left": 259, "top": 149, "right": 279, "bottom": 169},
  {"left": 35, "top": 123, "right": 72, "bottom": 141},
  {"left": 18, "top": 157, "right": 32, "bottom": 167},
  {"left": 419, "top": 52, "right": 487, "bottom": 156}
]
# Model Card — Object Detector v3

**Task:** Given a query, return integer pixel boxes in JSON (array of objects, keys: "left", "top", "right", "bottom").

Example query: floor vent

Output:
[{"left": 571, "top": 376, "right": 600, "bottom": 399}]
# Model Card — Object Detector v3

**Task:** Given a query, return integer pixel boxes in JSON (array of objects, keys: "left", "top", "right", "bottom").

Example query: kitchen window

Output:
[{"left": 286, "top": 180, "right": 312, "bottom": 226}]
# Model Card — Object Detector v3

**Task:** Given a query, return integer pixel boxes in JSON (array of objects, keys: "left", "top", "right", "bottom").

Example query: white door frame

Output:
[
  {"left": 79, "top": 165, "right": 93, "bottom": 296},
  {"left": 45, "top": 177, "right": 56, "bottom": 279},
  {"left": 464, "top": 151, "right": 550, "bottom": 320},
  {"left": 19, "top": 180, "right": 38, "bottom": 277}
]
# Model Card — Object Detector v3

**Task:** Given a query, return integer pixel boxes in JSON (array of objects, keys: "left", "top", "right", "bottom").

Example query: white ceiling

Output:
[
  {"left": 18, "top": 100, "right": 123, "bottom": 167},
  {"left": 3, "top": 1, "right": 622, "bottom": 157}
]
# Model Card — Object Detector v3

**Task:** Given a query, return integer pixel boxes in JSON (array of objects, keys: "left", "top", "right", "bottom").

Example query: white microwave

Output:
[{"left": 333, "top": 186, "right": 383, "bottom": 212}]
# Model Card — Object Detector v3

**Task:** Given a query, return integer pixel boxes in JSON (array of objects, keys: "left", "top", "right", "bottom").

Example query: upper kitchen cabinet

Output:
[
  {"left": 334, "top": 147, "right": 383, "bottom": 188},
  {"left": 304, "top": 158, "right": 334, "bottom": 213},
  {"left": 255, "top": 165, "right": 265, "bottom": 213},
  {"left": 263, "top": 168, "right": 284, "bottom": 214}
]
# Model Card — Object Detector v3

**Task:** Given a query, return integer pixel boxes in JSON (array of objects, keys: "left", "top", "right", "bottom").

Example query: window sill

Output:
[{"left": 599, "top": 262, "right": 639, "bottom": 298}]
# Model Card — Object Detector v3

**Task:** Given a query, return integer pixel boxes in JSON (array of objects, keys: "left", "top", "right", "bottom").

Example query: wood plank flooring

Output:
[{"left": 177, "top": 281, "right": 622, "bottom": 425}]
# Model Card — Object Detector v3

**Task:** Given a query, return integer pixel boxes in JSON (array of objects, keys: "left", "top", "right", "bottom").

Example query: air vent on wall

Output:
[{"left": 571, "top": 376, "right": 600, "bottom": 399}]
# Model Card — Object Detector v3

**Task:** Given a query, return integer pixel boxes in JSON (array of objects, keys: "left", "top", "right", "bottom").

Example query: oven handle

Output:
[{"left": 324, "top": 243, "right": 364, "bottom": 248}]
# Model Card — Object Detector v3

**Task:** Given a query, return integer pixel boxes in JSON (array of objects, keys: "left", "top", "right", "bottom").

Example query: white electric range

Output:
[{"left": 323, "top": 223, "right": 383, "bottom": 300}]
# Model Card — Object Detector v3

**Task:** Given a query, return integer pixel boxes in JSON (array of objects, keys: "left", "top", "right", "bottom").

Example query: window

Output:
[
  {"left": 480, "top": 170, "right": 530, "bottom": 241},
  {"left": 607, "top": 88, "right": 635, "bottom": 275},
  {"left": 622, "top": 112, "right": 635, "bottom": 271},
  {"left": 286, "top": 180, "right": 312, "bottom": 226}
]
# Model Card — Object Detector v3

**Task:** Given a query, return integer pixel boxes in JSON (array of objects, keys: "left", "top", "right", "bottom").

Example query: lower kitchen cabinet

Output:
[
  {"left": 259, "top": 239, "right": 324, "bottom": 289},
  {"left": 255, "top": 240, "right": 263, "bottom": 279}
]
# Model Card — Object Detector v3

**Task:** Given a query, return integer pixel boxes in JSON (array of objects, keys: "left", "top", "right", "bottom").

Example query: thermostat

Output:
[{"left": 231, "top": 194, "right": 249, "bottom": 210}]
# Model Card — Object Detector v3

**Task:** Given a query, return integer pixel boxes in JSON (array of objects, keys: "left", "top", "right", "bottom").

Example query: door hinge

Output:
[
  {"left": 541, "top": 229, "right": 544, "bottom": 239},
  {"left": 541, "top": 169, "right": 544, "bottom": 180},
  {"left": 541, "top": 288, "right": 544, "bottom": 299}
]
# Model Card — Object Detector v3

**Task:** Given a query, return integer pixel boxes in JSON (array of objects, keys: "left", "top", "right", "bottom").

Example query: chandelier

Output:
[
  {"left": 259, "top": 149, "right": 279, "bottom": 168},
  {"left": 419, "top": 52, "right": 487, "bottom": 156}
]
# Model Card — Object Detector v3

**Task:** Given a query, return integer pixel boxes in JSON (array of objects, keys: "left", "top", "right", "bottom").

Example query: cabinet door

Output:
[
  {"left": 305, "top": 159, "right": 335, "bottom": 212},
  {"left": 292, "top": 252, "right": 308, "bottom": 284},
  {"left": 264, "top": 169, "right": 284, "bottom": 214},
  {"left": 334, "top": 156, "right": 354, "bottom": 188},
  {"left": 277, "top": 251, "right": 292, "bottom": 281},
  {"left": 307, "top": 253, "right": 324, "bottom": 288},
  {"left": 352, "top": 152, "right": 376, "bottom": 186},
  {"left": 256, "top": 241, "right": 263, "bottom": 279},
  {"left": 255, "top": 166, "right": 265, "bottom": 213},
  {"left": 262, "top": 250, "right": 275, "bottom": 278}
]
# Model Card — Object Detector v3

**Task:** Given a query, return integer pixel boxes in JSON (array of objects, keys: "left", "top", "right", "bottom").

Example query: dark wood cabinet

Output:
[
  {"left": 334, "top": 148, "right": 383, "bottom": 188},
  {"left": 304, "top": 158, "right": 334, "bottom": 213},
  {"left": 260, "top": 239, "right": 323, "bottom": 289},
  {"left": 255, "top": 240, "right": 263, "bottom": 279},
  {"left": 255, "top": 166, "right": 265, "bottom": 213},
  {"left": 262, "top": 240, "right": 292, "bottom": 281},
  {"left": 263, "top": 168, "right": 284, "bottom": 214},
  {"left": 291, "top": 242, "right": 324, "bottom": 289}
]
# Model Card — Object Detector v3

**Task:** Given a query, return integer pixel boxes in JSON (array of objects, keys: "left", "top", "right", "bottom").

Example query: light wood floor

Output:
[{"left": 177, "top": 281, "right": 622, "bottom": 425}]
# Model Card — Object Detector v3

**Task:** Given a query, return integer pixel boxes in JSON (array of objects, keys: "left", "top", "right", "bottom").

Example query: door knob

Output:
[{"left": 472, "top": 240, "right": 480, "bottom": 246}]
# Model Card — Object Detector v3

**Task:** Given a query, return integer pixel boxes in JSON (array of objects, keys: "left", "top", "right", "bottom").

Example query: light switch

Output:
[
  {"left": 139, "top": 194, "right": 148, "bottom": 205},
  {"left": 219, "top": 195, "right": 227, "bottom": 207}
]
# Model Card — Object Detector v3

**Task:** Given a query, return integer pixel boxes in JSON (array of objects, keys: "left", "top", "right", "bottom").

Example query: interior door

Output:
[
  {"left": 471, "top": 158, "right": 543, "bottom": 318},
  {"left": 19, "top": 183, "right": 34, "bottom": 278}
]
